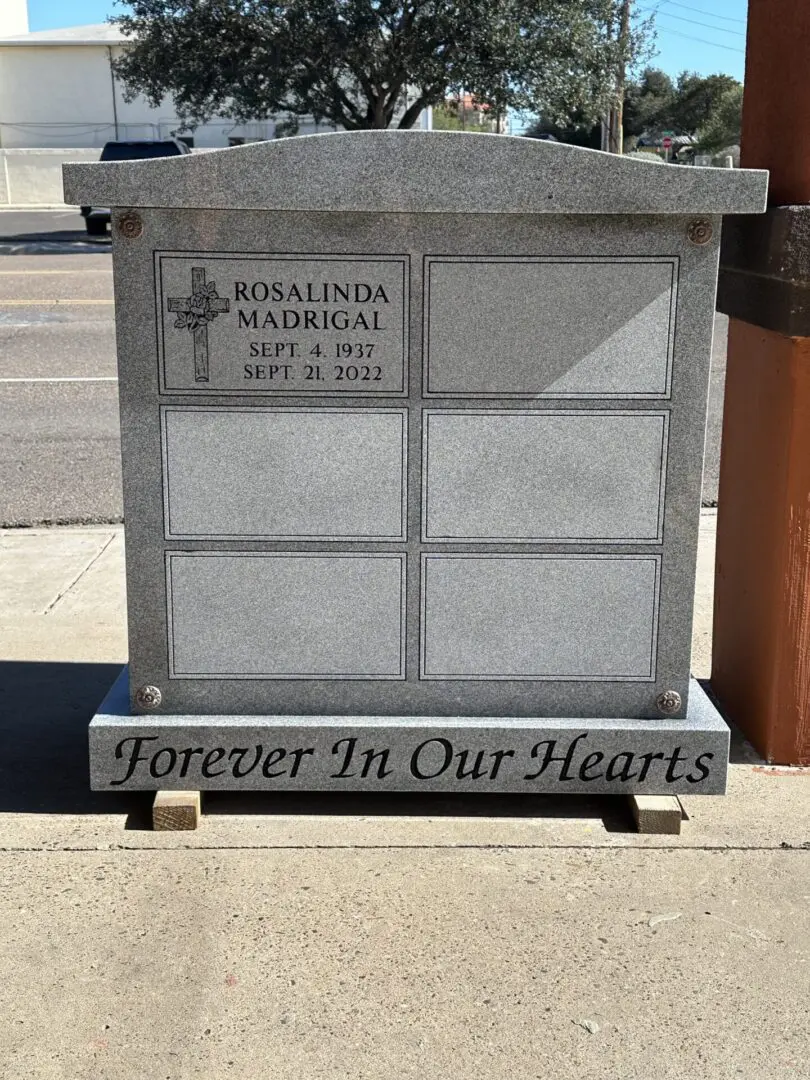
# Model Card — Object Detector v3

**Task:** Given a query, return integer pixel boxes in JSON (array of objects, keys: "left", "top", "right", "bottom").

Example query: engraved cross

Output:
[{"left": 167, "top": 267, "right": 230, "bottom": 382}]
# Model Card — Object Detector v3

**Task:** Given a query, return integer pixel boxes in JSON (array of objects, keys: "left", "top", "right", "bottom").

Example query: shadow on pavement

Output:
[
  {"left": 0, "top": 234, "right": 110, "bottom": 255},
  {"left": 0, "top": 660, "right": 139, "bottom": 815},
  {"left": 197, "top": 787, "right": 636, "bottom": 834},
  {"left": 0, "top": 660, "right": 693, "bottom": 832},
  {"left": 0, "top": 210, "right": 111, "bottom": 254},
  {"left": 697, "top": 678, "right": 766, "bottom": 765}
]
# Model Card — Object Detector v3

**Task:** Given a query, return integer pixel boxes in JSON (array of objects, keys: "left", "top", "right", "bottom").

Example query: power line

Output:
[
  {"left": 636, "top": 1, "right": 667, "bottom": 18},
  {"left": 638, "top": 1, "right": 748, "bottom": 53},
  {"left": 637, "top": 0, "right": 746, "bottom": 32},
  {"left": 659, "top": 0, "right": 746, "bottom": 24},
  {"left": 652, "top": 9, "right": 746, "bottom": 36},
  {"left": 655, "top": 24, "right": 746, "bottom": 53}
]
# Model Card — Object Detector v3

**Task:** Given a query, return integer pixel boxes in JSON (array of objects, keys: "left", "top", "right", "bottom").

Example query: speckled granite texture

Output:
[
  {"left": 90, "top": 669, "right": 728, "bottom": 795},
  {"left": 77, "top": 133, "right": 768, "bottom": 770},
  {"left": 63, "top": 130, "right": 768, "bottom": 215}
]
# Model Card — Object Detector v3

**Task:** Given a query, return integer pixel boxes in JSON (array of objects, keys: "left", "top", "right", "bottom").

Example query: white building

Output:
[
  {"left": 0, "top": 0, "right": 430, "bottom": 204},
  {"left": 0, "top": 3, "right": 337, "bottom": 149}
]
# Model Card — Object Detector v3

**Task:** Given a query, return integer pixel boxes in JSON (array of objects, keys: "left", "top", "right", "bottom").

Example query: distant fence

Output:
[{"left": 0, "top": 149, "right": 102, "bottom": 207}]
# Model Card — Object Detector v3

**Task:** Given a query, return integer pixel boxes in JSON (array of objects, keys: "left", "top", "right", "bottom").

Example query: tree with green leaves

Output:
[
  {"left": 622, "top": 67, "right": 675, "bottom": 140},
  {"left": 535, "top": 65, "right": 743, "bottom": 153},
  {"left": 112, "top": 0, "right": 647, "bottom": 134},
  {"left": 625, "top": 68, "right": 741, "bottom": 141},
  {"left": 669, "top": 72, "right": 740, "bottom": 136},
  {"left": 523, "top": 111, "right": 601, "bottom": 148},
  {"left": 695, "top": 83, "right": 743, "bottom": 154}
]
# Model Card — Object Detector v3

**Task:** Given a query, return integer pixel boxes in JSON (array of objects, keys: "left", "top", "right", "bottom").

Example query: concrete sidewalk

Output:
[{"left": 0, "top": 514, "right": 808, "bottom": 1080}]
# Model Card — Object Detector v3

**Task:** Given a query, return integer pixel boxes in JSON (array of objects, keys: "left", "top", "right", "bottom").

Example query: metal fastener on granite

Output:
[
  {"left": 687, "top": 219, "right": 713, "bottom": 245},
  {"left": 656, "top": 690, "right": 682, "bottom": 715},
  {"left": 135, "top": 684, "right": 162, "bottom": 710},
  {"left": 117, "top": 210, "right": 143, "bottom": 239}
]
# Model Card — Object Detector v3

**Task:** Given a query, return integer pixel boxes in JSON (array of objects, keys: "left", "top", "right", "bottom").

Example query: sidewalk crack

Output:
[{"left": 43, "top": 532, "right": 116, "bottom": 614}]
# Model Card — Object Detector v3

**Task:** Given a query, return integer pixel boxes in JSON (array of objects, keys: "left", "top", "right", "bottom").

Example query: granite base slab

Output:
[{"left": 89, "top": 669, "right": 729, "bottom": 795}]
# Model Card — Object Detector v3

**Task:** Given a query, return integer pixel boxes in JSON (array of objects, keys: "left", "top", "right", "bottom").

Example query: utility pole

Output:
[
  {"left": 107, "top": 46, "right": 121, "bottom": 141},
  {"left": 606, "top": 0, "right": 631, "bottom": 154}
]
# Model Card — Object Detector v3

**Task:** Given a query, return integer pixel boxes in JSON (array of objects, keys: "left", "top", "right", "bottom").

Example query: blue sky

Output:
[
  {"left": 637, "top": 0, "right": 746, "bottom": 81},
  {"left": 29, "top": 0, "right": 747, "bottom": 80}
]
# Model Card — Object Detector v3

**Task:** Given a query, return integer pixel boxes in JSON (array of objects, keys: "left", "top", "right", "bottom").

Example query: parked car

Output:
[{"left": 80, "top": 139, "right": 192, "bottom": 235}]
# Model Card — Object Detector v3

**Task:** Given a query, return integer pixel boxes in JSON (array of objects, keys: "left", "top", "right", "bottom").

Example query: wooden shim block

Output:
[
  {"left": 629, "top": 794, "right": 683, "bottom": 835},
  {"left": 153, "top": 790, "right": 201, "bottom": 831}
]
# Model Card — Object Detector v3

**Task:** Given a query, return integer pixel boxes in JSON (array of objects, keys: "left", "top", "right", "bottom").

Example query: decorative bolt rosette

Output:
[
  {"left": 687, "top": 219, "right": 713, "bottom": 246},
  {"left": 116, "top": 210, "right": 143, "bottom": 239},
  {"left": 134, "top": 684, "right": 162, "bottom": 710},
  {"left": 656, "top": 689, "right": 682, "bottom": 715}
]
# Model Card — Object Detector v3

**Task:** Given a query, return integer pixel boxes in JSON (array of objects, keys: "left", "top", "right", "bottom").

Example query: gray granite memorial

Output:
[{"left": 64, "top": 132, "right": 767, "bottom": 796}]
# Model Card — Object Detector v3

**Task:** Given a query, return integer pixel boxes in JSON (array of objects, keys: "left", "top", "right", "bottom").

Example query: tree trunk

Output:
[
  {"left": 397, "top": 97, "right": 427, "bottom": 130},
  {"left": 372, "top": 93, "right": 387, "bottom": 128}
]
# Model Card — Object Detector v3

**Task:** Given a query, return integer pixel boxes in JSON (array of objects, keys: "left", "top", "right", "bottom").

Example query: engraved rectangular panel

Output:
[
  {"left": 162, "top": 406, "right": 407, "bottom": 540},
  {"left": 424, "top": 257, "right": 676, "bottom": 398},
  {"left": 167, "top": 553, "right": 406, "bottom": 679},
  {"left": 421, "top": 555, "right": 660, "bottom": 680},
  {"left": 423, "top": 410, "right": 667, "bottom": 542},
  {"left": 157, "top": 253, "right": 408, "bottom": 394}
]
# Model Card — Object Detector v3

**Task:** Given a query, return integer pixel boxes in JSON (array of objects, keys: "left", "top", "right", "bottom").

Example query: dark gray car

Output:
[{"left": 80, "top": 139, "right": 192, "bottom": 235}]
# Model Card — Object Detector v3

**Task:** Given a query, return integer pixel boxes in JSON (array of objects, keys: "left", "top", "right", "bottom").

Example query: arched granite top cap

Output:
[{"left": 63, "top": 130, "right": 768, "bottom": 215}]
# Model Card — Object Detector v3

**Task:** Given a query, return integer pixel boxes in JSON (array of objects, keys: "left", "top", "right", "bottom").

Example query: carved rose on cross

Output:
[{"left": 174, "top": 280, "right": 224, "bottom": 331}]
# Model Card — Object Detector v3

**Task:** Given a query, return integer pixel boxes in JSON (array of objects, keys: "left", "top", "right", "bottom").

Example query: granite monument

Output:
[{"left": 63, "top": 132, "right": 768, "bottom": 795}]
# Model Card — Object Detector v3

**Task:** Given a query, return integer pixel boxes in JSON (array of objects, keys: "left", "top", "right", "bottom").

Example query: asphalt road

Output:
[
  {"left": 0, "top": 213, "right": 121, "bottom": 526},
  {"left": 0, "top": 211, "right": 728, "bottom": 526},
  {"left": 0, "top": 209, "right": 109, "bottom": 255}
]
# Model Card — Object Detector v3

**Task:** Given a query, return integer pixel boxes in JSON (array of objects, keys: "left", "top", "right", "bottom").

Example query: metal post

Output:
[
  {"left": 713, "top": 0, "right": 810, "bottom": 764},
  {"left": 107, "top": 46, "right": 120, "bottom": 141}
]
